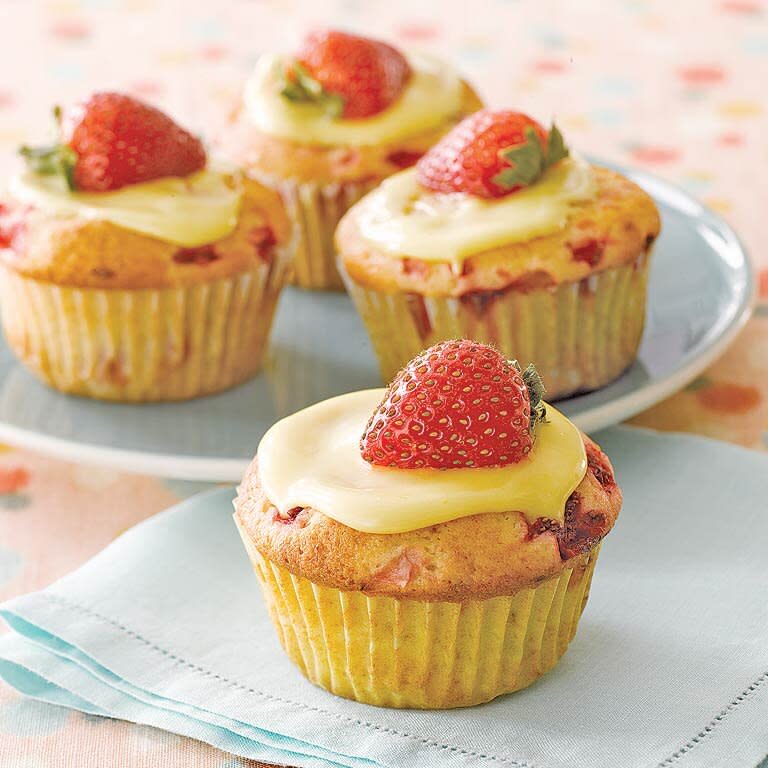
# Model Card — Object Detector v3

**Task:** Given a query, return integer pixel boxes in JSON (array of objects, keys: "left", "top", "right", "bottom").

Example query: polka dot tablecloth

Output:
[{"left": 1, "top": 1, "right": 767, "bottom": 765}]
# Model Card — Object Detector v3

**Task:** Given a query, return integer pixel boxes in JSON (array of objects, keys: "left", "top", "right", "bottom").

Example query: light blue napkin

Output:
[{"left": 1, "top": 426, "right": 767, "bottom": 768}]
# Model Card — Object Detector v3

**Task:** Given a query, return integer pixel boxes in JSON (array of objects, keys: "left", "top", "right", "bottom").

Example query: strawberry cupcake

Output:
[
  {"left": 235, "top": 340, "right": 622, "bottom": 708},
  {"left": 221, "top": 29, "right": 482, "bottom": 290},
  {"left": 337, "top": 109, "right": 661, "bottom": 399},
  {"left": 0, "top": 92, "right": 291, "bottom": 402}
]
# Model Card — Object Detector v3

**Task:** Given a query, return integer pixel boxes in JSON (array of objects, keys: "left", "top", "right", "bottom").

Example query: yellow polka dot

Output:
[
  {"left": 156, "top": 50, "right": 192, "bottom": 65},
  {"left": 0, "top": 130, "right": 27, "bottom": 145},
  {"left": 718, "top": 101, "right": 762, "bottom": 119},
  {"left": 686, "top": 169, "right": 714, "bottom": 183},
  {"left": 515, "top": 77, "right": 540, "bottom": 93},
  {"left": 570, "top": 40, "right": 594, "bottom": 54},
  {"left": 704, "top": 197, "right": 732, "bottom": 214},
  {"left": 642, "top": 16, "right": 666, "bottom": 30},
  {"left": 561, "top": 115, "right": 589, "bottom": 131}
]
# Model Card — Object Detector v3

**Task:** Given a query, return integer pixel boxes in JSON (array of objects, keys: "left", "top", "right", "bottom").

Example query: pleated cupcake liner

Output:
[
  {"left": 0, "top": 256, "right": 290, "bottom": 402},
  {"left": 274, "top": 178, "right": 381, "bottom": 291},
  {"left": 341, "top": 252, "right": 651, "bottom": 399},
  {"left": 236, "top": 518, "right": 599, "bottom": 710}
]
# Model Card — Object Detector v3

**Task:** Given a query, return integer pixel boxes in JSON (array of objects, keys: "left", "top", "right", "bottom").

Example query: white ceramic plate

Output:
[{"left": 0, "top": 164, "right": 754, "bottom": 481}]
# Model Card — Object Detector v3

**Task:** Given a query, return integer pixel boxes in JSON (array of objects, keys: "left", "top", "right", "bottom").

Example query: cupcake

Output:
[
  {"left": 337, "top": 109, "right": 662, "bottom": 399},
  {"left": 0, "top": 92, "right": 291, "bottom": 402},
  {"left": 222, "top": 29, "right": 482, "bottom": 290},
  {"left": 235, "top": 340, "right": 622, "bottom": 708}
]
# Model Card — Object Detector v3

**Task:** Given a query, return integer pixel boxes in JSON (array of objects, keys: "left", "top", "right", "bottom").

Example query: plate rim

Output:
[{"left": 0, "top": 162, "right": 755, "bottom": 481}]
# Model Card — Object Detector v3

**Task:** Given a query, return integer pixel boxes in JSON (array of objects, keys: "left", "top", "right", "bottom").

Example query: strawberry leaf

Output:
[
  {"left": 512, "top": 359, "right": 547, "bottom": 431},
  {"left": 545, "top": 122, "right": 569, "bottom": 166},
  {"left": 18, "top": 106, "right": 78, "bottom": 191},
  {"left": 280, "top": 61, "right": 345, "bottom": 118},
  {"left": 522, "top": 363, "right": 547, "bottom": 430},
  {"left": 19, "top": 144, "right": 77, "bottom": 190},
  {"left": 493, "top": 122, "right": 570, "bottom": 192},
  {"left": 492, "top": 128, "right": 546, "bottom": 189}
]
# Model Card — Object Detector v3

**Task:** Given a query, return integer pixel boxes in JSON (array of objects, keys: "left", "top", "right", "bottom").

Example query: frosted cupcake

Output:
[
  {"left": 235, "top": 340, "right": 622, "bottom": 708},
  {"left": 222, "top": 29, "right": 482, "bottom": 290},
  {"left": 0, "top": 92, "right": 291, "bottom": 402},
  {"left": 337, "top": 109, "right": 661, "bottom": 399}
]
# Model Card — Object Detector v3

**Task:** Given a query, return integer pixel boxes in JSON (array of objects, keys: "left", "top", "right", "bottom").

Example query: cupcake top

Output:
[
  {"left": 244, "top": 29, "right": 465, "bottom": 148},
  {"left": 336, "top": 109, "right": 661, "bottom": 294},
  {"left": 2, "top": 92, "right": 289, "bottom": 289},
  {"left": 223, "top": 31, "right": 482, "bottom": 186},
  {"left": 236, "top": 340, "right": 622, "bottom": 600}
]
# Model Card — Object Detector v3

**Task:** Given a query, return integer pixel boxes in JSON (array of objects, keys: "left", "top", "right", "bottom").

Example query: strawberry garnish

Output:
[
  {"left": 361, "top": 340, "right": 546, "bottom": 470},
  {"left": 416, "top": 109, "right": 569, "bottom": 199},
  {"left": 281, "top": 30, "right": 411, "bottom": 119},
  {"left": 19, "top": 92, "right": 206, "bottom": 192}
]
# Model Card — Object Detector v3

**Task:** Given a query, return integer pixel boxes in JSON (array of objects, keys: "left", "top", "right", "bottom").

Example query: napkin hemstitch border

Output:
[
  {"left": 34, "top": 590, "right": 768, "bottom": 768},
  {"left": 37, "top": 592, "right": 537, "bottom": 768}
]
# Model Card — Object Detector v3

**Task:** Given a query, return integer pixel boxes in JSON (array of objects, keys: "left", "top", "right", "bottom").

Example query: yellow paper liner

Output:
[
  {"left": 0, "top": 256, "right": 290, "bottom": 402},
  {"left": 341, "top": 253, "right": 651, "bottom": 399},
  {"left": 236, "top": 517, "right": 599, "bottom": 709},
  {"left": 275, "top": 178, "right": 380, "bottom": 291}
]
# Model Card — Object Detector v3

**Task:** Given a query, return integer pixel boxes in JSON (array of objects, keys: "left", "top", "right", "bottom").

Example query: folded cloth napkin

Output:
[{"left": 1, "top": 426, "right": 767, "bottom": 768}]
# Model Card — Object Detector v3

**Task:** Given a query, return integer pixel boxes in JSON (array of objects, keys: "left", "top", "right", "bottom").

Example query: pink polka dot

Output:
[
  {"left": 49, "top": 18, "right": 91, "bottom": 41},
  {"left": 129, "top": 80, "right": 164, "bottom": 98},
  {"left": 718, "top": 131, "right": 744, "bottom": 147},
  {"left": 759, "top": 269, "right": 768, "bottom": 298},
  {"left": 629, "top": 146, "right": 681, "bottom": 165},
  {"left": 0, "top": 467, "right": 29, "bottom": 494},
  {"left": 532, "top": 58, "right": 566, "bottom": 74},
  {"left": 0, "top": 91, "right": 15, "bottom": 109},
  {"left": 679, "top": 65, "right": 726, "bottom": 85},
  {"left": 720, "top": 0, "right": 762, "bottom": 13},
  {"left": 396, "top": 23, "right": 440, "bottom": 41},
  {"left": 200, "top": 45, "right": 227, "bottom": 61}
]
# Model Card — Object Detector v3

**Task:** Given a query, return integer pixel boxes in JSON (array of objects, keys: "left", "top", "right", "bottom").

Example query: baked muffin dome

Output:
[
  {"left": 237, "top": 431, "right": 620, "bottom": 601},
  {"left": 336, "top": 110, "right": 662, "bottom": 399},
  {"left": 2, "top": 175, "right": 289, "bottom": 290},
  {"left": 338, "top": 166, "right": 660, "bottom": 298}
]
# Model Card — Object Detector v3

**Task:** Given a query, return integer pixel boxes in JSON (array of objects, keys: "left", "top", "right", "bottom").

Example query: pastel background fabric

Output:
[{"left": 0, "top": 0, "right": 767, "bottom": 765}]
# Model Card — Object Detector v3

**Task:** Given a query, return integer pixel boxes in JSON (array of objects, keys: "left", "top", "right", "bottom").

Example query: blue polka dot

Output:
[
  {"left": 50, "top": 61, "right": 86, "bottom": 81},
  {"left": 0, "top": 547, "right": 22, "bottom": 585},
  {"left": 0, "top": 699, "right": 69, "bottom": 737},
  {"left": 593, "top": 76, "right": 636, "bottom": 97},
  {"left": 187, "top": 18, "right": 226, "bottom": 41},
  {"left": 457, "top": 44, "right": 493, "bottom": 64},
  {"left": 742, "top": 35, "right": 768, "bottom": 54},
  {"left": 0, "top": 494, "right": 31, "bottom": 511},
  {"left": 528, "top": 24, "right": 566, "bottom": 48},
  {"left": 588, "top": 108, "right": 626, "bottom": 126},
  {"left": 680, "top": 89, "right": 710, "bottom": 102}
]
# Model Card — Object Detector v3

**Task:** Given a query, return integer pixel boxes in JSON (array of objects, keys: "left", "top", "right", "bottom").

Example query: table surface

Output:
[{"left": 1, "top": 0, "right": 767, "bottom": 766}]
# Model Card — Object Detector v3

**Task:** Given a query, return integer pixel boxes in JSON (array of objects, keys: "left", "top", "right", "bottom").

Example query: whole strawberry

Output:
[
  {"left": 416, "top": 109, "right": 569, "bottom": 199},
  {"left": 20, "top": 92, "right": 206, "bottom": 192},
  {"left": 281, "top": 29, "right": 412, "bottom": 119},
  {"left": 361, "top": 340, "right": 546, "bottom": 469}
]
